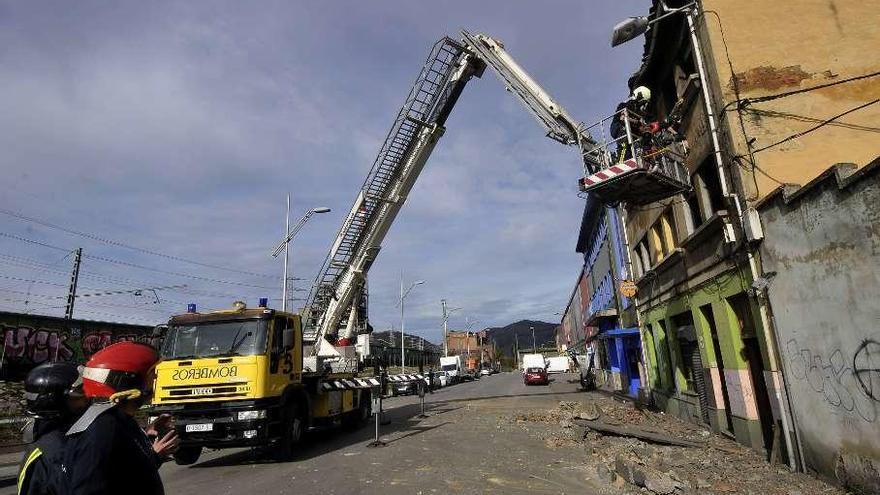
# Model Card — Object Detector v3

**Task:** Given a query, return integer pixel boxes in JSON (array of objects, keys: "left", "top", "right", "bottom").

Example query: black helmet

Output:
[{"left": 24, "top": 362, "right": 82, "bottom": 418}]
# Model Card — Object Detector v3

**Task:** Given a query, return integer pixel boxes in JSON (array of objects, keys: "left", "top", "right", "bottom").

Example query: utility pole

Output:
[
  {"left": 64, "top": 248, "right": 82, "bottom": 320},
  {"left": 282, "top": 194, "right": 291, "bottom": 312},
  {"left": 400, "top": 271, "right": 405, "bottom": 373},
  {"left": 441, "top": 299, "right": 448, "bottom": 357},
  {"left": 530, "top": 326, "right": 536, "bottom": 353},
  {"left": 514, "top": 331, "right": 520, "bottom": 369}
]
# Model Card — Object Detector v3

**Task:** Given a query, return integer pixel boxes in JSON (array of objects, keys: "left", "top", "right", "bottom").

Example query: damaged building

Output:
[{"left": 562, "top": 0, "right": 879, "bottom": 492}]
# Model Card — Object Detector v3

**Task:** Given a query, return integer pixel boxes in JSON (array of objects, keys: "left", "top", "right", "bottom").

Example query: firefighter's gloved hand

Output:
[
  {"left": 152, "top": 429, "right": 179, "bottom": 459},
  {"left": 145, "top": 413, "right": 174, "bottom": 438}
]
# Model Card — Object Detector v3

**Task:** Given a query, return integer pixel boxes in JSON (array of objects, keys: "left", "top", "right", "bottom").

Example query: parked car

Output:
[
  {"left": 523, "top": 367, "right": 549, "bottom": 386},
  {"left": 430, "top": 371, "right": 448, "bottom": 388},
  {"left": 392, "top": 379, "right": 420, "bottom": 396},
  {"left": 479, "top": 368, "right": 492, "bottom": 377}
]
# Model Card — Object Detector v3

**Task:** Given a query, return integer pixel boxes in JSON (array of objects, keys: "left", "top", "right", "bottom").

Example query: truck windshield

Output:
[
  {"left": 161, "top": 319, "right": 268, "bottom": 359},
  {"left": 441, "top": 364, "right": 457, "bottom": 371}
]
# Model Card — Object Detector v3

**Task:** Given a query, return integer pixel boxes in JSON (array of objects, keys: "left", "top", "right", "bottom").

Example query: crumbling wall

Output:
[
  {"left": 758, "top": 162, "right": 880, "bottom": 494},
  {"left": 703, "top": 0, "right": 880, "bottom": 200}
]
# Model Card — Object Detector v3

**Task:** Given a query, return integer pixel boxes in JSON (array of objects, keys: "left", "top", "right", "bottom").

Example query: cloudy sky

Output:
[{"left": 0, "top": 1, "right": 645, "bottom": 342}]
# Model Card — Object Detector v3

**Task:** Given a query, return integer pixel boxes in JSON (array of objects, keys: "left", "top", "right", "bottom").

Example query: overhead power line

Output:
[
  {"left": 0, "top": 255, "right": 262, "bottom": 304},
  {"left": 751, "top": 98, "right": 880, "bottom": 154},
  {"left": 0, "top": 207, "right": 276, "bottom": 279},
  {"left": 82, "top": 254, "right": 278, "bottom": 290},
  {"left": 0, "top": 284, "right": 185, "bottom": 300},
  {"left": 0, "top": 234, "right": 278, "bottom": 290},
  {"left": 0, "top": 232, "right": 71, "bottom": 252}
]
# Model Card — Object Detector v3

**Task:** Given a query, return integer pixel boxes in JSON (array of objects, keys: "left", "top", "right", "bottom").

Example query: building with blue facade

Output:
[{"left": 574, "top": 194, "right": 644, "bottom": 398}]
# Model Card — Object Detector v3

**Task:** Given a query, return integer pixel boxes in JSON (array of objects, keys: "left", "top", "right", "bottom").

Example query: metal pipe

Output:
[{"left": 685, "top": 10, "right": 730, "bottom": 198}]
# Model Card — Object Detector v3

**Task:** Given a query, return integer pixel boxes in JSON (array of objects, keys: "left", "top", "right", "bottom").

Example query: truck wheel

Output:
[
  {"left": 275, "top": 403, "right": 304, "bottom": 460},
  {"left": 344, "top": 390, "right": 371, "bottom": 431},
  {"left": 174, "top": 446, "right": 202, "bottom": 466}
]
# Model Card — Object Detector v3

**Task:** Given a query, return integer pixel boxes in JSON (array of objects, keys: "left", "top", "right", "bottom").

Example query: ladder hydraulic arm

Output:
[
  {"left": 304, "top": 32, "right": 603, "bottom": 361},
  {"left": 460, "top": 31, "right": 602, "bottom": 176}
]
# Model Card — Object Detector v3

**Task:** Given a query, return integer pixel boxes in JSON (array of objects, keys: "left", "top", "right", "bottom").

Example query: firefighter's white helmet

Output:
[{"left": 632, "top": 86, "right": 652, "bottom": 102}]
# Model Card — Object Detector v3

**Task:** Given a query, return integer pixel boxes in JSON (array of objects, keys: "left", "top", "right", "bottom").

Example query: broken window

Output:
[
  {"left": 659, "top": 210, "right": 677, "bottom": 255},
  {"left": 686, "top": 157, "right": 725, "bottom": 229}
]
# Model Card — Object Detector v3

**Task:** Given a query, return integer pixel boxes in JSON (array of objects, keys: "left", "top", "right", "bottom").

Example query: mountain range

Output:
[{"left": 484, "top": 319, "right": 557, "bottom": 357}]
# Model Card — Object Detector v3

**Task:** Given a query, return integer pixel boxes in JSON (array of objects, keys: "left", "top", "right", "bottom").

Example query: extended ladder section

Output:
[
  {"left": 578, "top": 108, "right": 691, "bottom": 205},
  {"left": 302, "top": 38, "right": 484, "bottom": 366}
]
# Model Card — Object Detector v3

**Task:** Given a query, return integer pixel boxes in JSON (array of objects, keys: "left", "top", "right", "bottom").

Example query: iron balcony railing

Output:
[{"left": 578, "top": 107, "right": 691, "bottom": 206}]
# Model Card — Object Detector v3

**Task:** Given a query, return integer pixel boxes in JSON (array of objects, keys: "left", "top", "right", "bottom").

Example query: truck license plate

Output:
[{"left": 185, "top": 423, "right": 213, "bottom": 432}]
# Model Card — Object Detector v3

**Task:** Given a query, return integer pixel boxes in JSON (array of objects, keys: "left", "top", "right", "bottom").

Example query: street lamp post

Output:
[
  {"left": 271, "top": 198, "right": 331, "bottom": 312},
  {"left": 398, "top": 274, "right": 425, "bottom": 373}
]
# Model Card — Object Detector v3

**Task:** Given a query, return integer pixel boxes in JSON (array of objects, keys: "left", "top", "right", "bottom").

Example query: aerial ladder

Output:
[{"left": 302, "top": 31, "right": 690, "bottom": 372}]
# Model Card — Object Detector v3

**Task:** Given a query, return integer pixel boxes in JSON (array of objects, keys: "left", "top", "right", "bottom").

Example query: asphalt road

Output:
[{"left": 3, "top": 372, "right": 610, "bottom": 495}]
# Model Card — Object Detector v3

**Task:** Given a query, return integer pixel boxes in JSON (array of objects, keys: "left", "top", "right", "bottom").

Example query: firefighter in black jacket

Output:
[
  {"left": 64, "top": 342, "right": 177, "bottom": 495},
  {"left": 18, "top": 362, "right": 88, "bottom": 495}
]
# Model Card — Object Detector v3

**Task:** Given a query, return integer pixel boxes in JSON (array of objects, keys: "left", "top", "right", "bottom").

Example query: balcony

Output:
[{"left": 579, "top": 108, "right": 691, "bottom": 205}]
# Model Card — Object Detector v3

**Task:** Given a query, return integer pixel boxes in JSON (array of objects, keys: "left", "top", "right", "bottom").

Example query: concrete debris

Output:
[
  {"left": 512, "top": 395, "right": 849, "bottom": 495},
  {"left": 575, "top": 419, "right": 707, "bottom": 448}
]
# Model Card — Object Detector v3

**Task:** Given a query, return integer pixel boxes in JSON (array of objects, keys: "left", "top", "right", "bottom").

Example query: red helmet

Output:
[{"left": 82, "top": 341, "right": 159, "bottom": 399}]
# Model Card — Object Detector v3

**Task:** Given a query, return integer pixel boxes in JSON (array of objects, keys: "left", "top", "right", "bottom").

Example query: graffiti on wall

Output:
[
  {"left": 853, "top": 339, "right": 880, "bottom": 402},
  {"left": 1, "top": 323, "right": 160, "bottom": 374},
  {"left": 2, "top": 326, "right": 75, "bottom": 364},
  {"left": 785, "top": 338, "right": 879, "bottom": 423}
]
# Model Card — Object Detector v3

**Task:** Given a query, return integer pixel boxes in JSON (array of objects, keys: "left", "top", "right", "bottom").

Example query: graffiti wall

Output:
[
  {"left": 758, "top": 163, "right": 880, "bottom": 494},
  {"left": 0, "top": 311, "right": 159, "bottom": 379}
]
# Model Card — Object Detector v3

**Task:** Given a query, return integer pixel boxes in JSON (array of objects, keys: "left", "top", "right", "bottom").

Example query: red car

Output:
[{"left": 523, "top": 367, "right": 549, "bottom": 386}]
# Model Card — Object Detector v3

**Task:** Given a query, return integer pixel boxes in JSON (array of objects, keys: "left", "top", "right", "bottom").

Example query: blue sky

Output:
[{"left": 0, "top": 1, "right": 646, "bottom": 342}]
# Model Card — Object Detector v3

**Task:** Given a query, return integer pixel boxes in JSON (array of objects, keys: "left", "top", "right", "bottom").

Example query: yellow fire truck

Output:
[{"left": 149, "top": 300, "right": 372, "bottom": 464}]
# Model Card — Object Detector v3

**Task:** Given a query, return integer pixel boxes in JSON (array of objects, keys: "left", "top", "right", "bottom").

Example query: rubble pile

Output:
[
  {"left": 0, "top": 380, "right": 27, "bottom": 446},
  {"left": 514, "top": 397, "right": 847, "bottom": 495},
  {"left": 0, "top": 381, "right": 26, "bottom": 417}
]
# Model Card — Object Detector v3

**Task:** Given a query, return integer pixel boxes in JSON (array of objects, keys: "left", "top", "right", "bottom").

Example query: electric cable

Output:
[
  {"left": 0, "top": 234, "right": 278, "bottom": 289},
  {"left": 750, "top": 99, "right": 880, "bottom": 155},
  {"left": 0, "top": 207, "right": 276, "bottom": 278}
]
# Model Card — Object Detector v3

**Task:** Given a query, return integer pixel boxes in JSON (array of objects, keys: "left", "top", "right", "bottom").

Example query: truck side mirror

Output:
[{"left": 282, "top": 328, "right": 294, "bottom": 348}]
